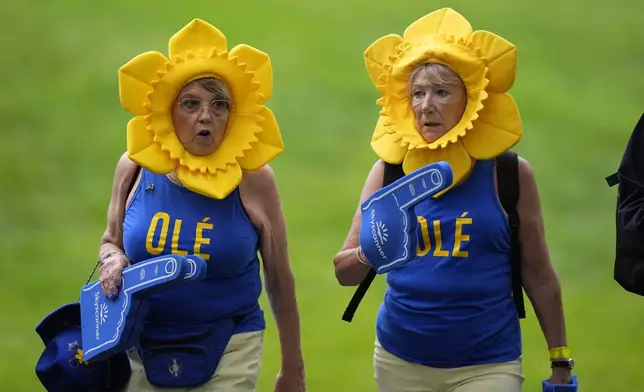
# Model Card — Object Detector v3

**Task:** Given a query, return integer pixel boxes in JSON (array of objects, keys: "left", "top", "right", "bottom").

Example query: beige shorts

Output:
[
  {"left": 125, "top": 331, "right": 264, "bottom": 392},
  {"left": 374, "top": 337, "right": 524, "bottom": 392}
]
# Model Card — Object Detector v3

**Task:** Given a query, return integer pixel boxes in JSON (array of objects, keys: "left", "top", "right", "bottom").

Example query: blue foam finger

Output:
[
  {"left": 121, "top": 254, "right": 188, "bottom": 296},
  {"left": 359, "top": 161, "right": 453, "bottom": 274},
  {"left": 542, "top": 375, "right": 578, "bottom": 392},
  {"left": 80, "top": 254, "right": 192, "bottom": 362},
  {"left": 183, "top": 255, "right": 208, "bottom": 282}
]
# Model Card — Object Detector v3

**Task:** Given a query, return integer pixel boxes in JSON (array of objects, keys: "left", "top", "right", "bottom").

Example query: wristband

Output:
[
  {"left": 355, "top": 247, "right": 370, "bottom": 266},
  {"left": 101, "top": 251, "right": 124, "bottom": 265},
  {"left": 549, "top": 346, "right": 571, "bottom": 360}
]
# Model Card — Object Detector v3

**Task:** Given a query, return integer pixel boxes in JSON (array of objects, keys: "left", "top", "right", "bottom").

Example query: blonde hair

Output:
[
  {"left": 409, "top": 63, "right": 465, "bottom": 95},
  {"left": 195, "top": 77, "right": 232, "bottom": 106}
]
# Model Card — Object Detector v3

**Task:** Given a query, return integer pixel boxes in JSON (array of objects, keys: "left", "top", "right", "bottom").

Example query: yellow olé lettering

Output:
[
  {"left": 453, "top": 212, "right": 472, "bottom": 257},
  {"left": 194, "top": 217, "right": 213, "bottom": 261},
  {"left": 415, "top": 212, "right": 473, "bottom": 258},
  {"left": 171, "top": 219, "right": 189, "bottom": 256},
  {"left": 432, "top": 220, "right": 449, "bottom": 257},
  {"left": 416, "top": 216, "right": 431, "bottom": 256},
  {"left": 146, "top": 212, "right": 170, "bottom": 255}
]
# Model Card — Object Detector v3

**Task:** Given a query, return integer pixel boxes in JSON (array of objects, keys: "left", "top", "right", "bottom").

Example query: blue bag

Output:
[
  {"left": 359, "top": 161, "right": 453, "bottom": 274},
  {"left": 137, "top": 316, "right": 244, "bottom": 388},
  {"left": 80, "top": 254, "right": 207, "bottom": 362}
]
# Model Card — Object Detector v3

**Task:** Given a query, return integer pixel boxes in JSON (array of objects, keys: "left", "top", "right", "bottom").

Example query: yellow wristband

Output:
[
  {"left": 355, "top": 247, "right": 370, "bottom": 266},
  {"left": 549, "top": 346, "right": 571, "bottom": 360}
]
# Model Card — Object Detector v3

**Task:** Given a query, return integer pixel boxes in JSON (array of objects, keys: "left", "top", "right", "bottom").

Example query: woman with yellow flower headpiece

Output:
[
  {"left": 334, "top": 8, "right": 574, "bottom": 391},
  {"left": 97, "top": 19, "right": 305, "bottom": 391}
]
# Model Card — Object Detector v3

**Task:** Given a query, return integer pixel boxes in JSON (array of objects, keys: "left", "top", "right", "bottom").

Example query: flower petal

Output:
[
  {"left": 126, "top": 116, "right": 176, "bottom": 173},
  {"left": 467, "top": 30, "right": 517, "bottom": 93},
  {"left": 462, "top": 93, "right": 522, "bottom": 159},
  {"left": 229, "top": 44, "right": 273, "bottom": 104},
  {"left": 371, "top": 117, "right": 408, "bottom": 164},
  {"left": 238, "top": 106, "right": 285, "bottom": 170},
  {"left": 428, "top": 89, "right": 488, "bottom": 149},
  {"left": 386, "top": 94, "right": 425, "bottom": 142},
  {"left": 181, "top": 112, "right": 264, "bottom": 174},
  {"left": 403, "top": 140, "right": 473, "bottom": 194},
  {"left": 118, "top": 52, "right": 169, "bottom": 115},
  {"left": 169, "top": 19, "right": 227, "bottom": 62},
  {"left": 364, "top": 34, "right": 404, "bottom": 94},
  {"left": 177, "top": 163, "right": 242, "bottom": 200},
  {"left": 155, "top": 129, "right": 186, "bottom": 162},
  {"left": 403, "top": 8, "right": 472, "bottom": 44}
]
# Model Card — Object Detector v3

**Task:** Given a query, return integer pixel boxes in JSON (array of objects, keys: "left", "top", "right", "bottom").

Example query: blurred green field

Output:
[{"left": 1, "top": 0, "right": 643, "bottom": 390}]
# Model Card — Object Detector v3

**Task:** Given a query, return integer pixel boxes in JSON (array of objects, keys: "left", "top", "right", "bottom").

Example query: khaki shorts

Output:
[
  {"left": 125, "top": 331, "right": 264, "bottom": 392},
  {"left": 374, "top": 337, "right": 524, "bottom": 392}
]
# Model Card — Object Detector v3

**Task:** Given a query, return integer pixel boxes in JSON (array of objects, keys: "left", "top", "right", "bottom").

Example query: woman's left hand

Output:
[
  {"left": 548, "top": 368, "right": 572, "bottom": 384},
  {"left": 274, "top": 368, "right": 306, "bottom": 392}
]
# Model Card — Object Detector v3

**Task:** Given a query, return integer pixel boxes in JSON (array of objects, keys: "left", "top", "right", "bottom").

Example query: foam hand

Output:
[
  {"left": 359, "top": 161, "right": 453, "bottom": 274},
  {"left": 542, "top": 375, "right": 578, "bottom": 392},
  {"left": 80, "top": 254, "right": 207, "bottom": 362}
]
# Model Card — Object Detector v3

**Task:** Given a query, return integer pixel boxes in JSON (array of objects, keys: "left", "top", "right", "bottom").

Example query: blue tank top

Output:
[
  {"left": 122, "top": 169, "right": 265, "bottom": 333},
  {"left": 376, "top": 159, "right": 521, "bottom": 368}
]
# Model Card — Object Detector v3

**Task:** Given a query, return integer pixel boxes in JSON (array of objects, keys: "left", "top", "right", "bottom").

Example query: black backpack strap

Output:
[
  {"left": 128, "top": 165, "right": 142, "bottom": 195},
  {"left": 495, "top": 151, "right": 526, "bottom": 319},
  {"left": 342, "top": 162, "right": 405, "bottom": 322}
]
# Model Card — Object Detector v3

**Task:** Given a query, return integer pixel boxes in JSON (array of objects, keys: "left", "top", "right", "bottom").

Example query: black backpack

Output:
[
  {"left": 342, "top": 151, "right": 526, "bottom": 322},
  {"left": 605, "top": 112, "right": 644, "bottom": 297}
]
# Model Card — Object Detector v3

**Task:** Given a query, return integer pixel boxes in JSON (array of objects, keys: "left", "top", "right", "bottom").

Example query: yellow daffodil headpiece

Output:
[
  {"left": 118, "top": 19, "right": 284, "bottom": 199},
  {"left": 365, "top": 8, "right": 522, "bottom": 192}
]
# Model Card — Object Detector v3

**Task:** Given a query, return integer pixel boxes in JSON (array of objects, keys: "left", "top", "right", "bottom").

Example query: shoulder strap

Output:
[
  {"left": 495, "top": 151, "right": 526, "bottom": 319},
  {"left": 128, "top": 165, "right": 142, "bottom": 195},
  {"left": 342, "top": 162, "right": 404, "bottom": 322}
]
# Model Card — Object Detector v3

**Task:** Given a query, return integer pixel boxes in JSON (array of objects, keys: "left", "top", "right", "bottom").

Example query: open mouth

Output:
[
  {"left": 197, "top": 130, "right": 211, "bottom": 137},
  {"left": 424, "top": 122, "right": 441, "bottom": 127}
]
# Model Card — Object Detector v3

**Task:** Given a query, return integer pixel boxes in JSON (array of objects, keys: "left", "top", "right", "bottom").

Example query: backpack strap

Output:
[
  {"left": 342, "top": 162, "right": 405, "bottom": 322},
  {"left": 495, "top": 150, "right": 526, "bottom": 319}
]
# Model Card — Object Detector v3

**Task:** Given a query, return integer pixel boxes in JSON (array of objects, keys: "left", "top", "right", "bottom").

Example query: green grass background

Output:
[{"left": 1, "top": 0, "right": 643, "bottom": 390}]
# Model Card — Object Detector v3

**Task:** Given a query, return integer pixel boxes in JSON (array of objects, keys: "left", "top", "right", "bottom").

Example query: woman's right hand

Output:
[{"left": 99, "top": 253, "right": 129, "bottom": 300}]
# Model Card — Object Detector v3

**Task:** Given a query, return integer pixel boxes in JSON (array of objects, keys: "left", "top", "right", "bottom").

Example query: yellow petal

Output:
[
  {"left": 126, "top": 116, "right": 176, "bottom": 173},
  {"left": 403, "top": 8, "right": 472, "bottom": 43},
  {"left": 118, "top": 52, "right": 169, "bottom": 115},
  {"left": 146, "top": 113, "right": 174, "bottom": 137},
  {"left": 467, "top": 31, "right": 517, "bottom": 93},
  {"left": 371, "top": 117, "right": 408, "bottom": 164},
  {"left": 427, "top": 89, "right": 488, "bottom": 150},
  {"left": 364, "top": 34, "right": 404, "bottom": 93},
  {"left": 201, "top": 113, "right": 262, "bottom": 174},
  {"left": 169, "top": 19, "right": 227, "bottom": 62},
  {"left": 155, "top": 130, "right": 187, "bottom": 162},
  {"left": 391, "top": 40, "right": 484, "bottom": 94},
  {"left": 177, "top": 164, "right": 242, "bottom": 200},
  {"left": 461, "top": 93, "right": 522, "bottom": 159},
  {"left": 238, "top": 106, "right": 285, "bottom": 170},
  {"left": 403, "top": 141, "right": 473, "bottom": 193},
  {"left": 386, "top": 94, "right": 423, "bottom": 142},
  {"left": 229, "top": 44, "right": 273, "bottom": 104},
  {"left": 126, "top": 116, "right": 153, "bottom": 155}
]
